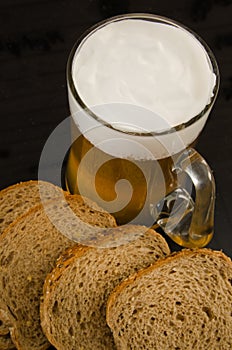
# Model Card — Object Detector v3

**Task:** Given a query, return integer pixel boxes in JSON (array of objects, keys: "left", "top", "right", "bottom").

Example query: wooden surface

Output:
[{"left": 0, "top": 0, "right": 231, "bottom": 256}]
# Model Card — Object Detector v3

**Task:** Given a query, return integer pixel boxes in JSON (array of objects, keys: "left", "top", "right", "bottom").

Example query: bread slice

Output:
[
  {"left": 40, "top": 226, "right": 170, "bottom": 350},
  {"left": 0, "top": 193, "right": 116, "bottom": 350},
  {"left": 107, "top": 249, "right": 232, "bottom": 350},
  {"left": 0, "top": 180, "right": 62, "bottom": 350},
  {"left": 0, "top": 180, "right": 62, "bottom": 235}
]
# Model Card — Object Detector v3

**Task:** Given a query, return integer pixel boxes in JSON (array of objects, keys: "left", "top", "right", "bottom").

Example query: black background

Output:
[{"left": 0, "top": 0, "right": 231, "bottom": 256}]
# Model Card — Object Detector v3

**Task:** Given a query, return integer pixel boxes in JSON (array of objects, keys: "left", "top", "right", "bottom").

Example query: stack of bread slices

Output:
[{"left": 0, "top": 180, "right": 231, "bottom": 350}]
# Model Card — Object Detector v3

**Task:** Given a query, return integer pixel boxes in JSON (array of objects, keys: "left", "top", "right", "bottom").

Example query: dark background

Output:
[{"left": 0, "top": 0, "right": 231, "bottom": 256}]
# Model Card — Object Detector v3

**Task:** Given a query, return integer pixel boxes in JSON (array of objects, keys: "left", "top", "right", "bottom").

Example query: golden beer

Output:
[{"left": 66, "top": 133, "right": 180, "bottom": 225}]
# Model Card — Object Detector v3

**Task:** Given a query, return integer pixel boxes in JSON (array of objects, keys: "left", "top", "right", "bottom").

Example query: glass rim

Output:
[{"left": 67, "top": 13, "right": 220, "bottom": 137}]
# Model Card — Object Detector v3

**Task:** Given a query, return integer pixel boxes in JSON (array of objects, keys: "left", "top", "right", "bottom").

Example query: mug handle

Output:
[{"left": 152, "top": 148, "right": 215, "bottom": 248}]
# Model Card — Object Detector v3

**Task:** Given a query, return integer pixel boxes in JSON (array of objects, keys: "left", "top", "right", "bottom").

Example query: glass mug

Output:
[{"left": 65, "top": 14, "right": 219, "bottom": 248}]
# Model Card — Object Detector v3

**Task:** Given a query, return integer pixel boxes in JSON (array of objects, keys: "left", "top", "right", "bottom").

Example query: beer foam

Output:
[{"left": 72, "top": 19, "right": 216, "bottom": 132}]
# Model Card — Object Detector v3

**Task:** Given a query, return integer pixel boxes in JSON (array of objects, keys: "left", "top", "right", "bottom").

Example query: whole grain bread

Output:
[
  {"left": 40, "top": 225, "right": 170, "bottom": 350},
  {"left": 0, "top": 193, "right": 116, "bottom": 350},
  {"left": 107, "top": 248, "right": 232, "bottom": 350},
  {"left": 0, "top": 180, "right": 62, "bottom": 235},
  {"left": 0, "top": 180, "right": 62, "bottom": 350}
]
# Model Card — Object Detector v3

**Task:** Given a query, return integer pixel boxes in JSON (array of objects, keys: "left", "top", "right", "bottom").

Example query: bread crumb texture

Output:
[
  {"left": 40, "top": 226, "right": 170, "bottom": 350},
  {"left": 0, "top": 180, "right": 62, "bottom": 234},
  {"left": 0, "top": 192, "right": 116, "bottom": 350},
  {"left": 107, "top": 249, "right": 232, "bottom": 350}
]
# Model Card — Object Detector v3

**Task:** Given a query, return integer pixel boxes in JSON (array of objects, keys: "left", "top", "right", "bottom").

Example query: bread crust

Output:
[
  {"left": 0, "top": 180, "right": 46, "bottom": 195},
  {"left": 0, "top": 180, "right": 63, "bottom": 203},
  {"left": 40, "top": 227, "right": 170, "bottom": 349},
  {"left": 40, "top": 244, "right": 91, "bottom": 349},
  {"left": 0, "top": 180, "right": 60, "bottom": 350},
  {"left": 0, "top": 180, "right": 64, "bottom": 238},
  {"left": 0, "top": 200, "right": 62, "bottom": 350},
  {"left": 0, "top": 191, "right": 116, "bottom": 350},
  {"left": 106, "top": 248, "right": 232, "bottom": 350},
  {"left": 107, "top": 248, "right": 232, "bottom": 317},
  {"left": 0, "top": 192, "right": 117, "bottom": 242}
]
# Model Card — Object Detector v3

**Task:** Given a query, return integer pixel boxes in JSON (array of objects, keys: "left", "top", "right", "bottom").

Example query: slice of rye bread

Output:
[
  {"left": 0, "top": 180, "right": 62, "bottom": 350},
  {"left": 107, "top": 248, "right": 232, "bottom": 350},
  {"left": 40, "top": 226, "right": 170, "bottom": 350},
  {"left": 0, "top": 193, "right": 117, "bottom": 350},
  {"left": 0, "top": 180, "right": 62, "bottom": 235}
]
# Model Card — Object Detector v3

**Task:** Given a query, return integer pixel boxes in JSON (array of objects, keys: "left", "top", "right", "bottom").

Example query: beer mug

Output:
[{"left": 65, "top": 14, "right": 219, "bottom": 248}]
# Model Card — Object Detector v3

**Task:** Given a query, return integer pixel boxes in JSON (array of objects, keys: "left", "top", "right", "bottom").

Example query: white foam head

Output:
[{"left": 68, "top": 15, "right": 218, "bottom": 159}]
